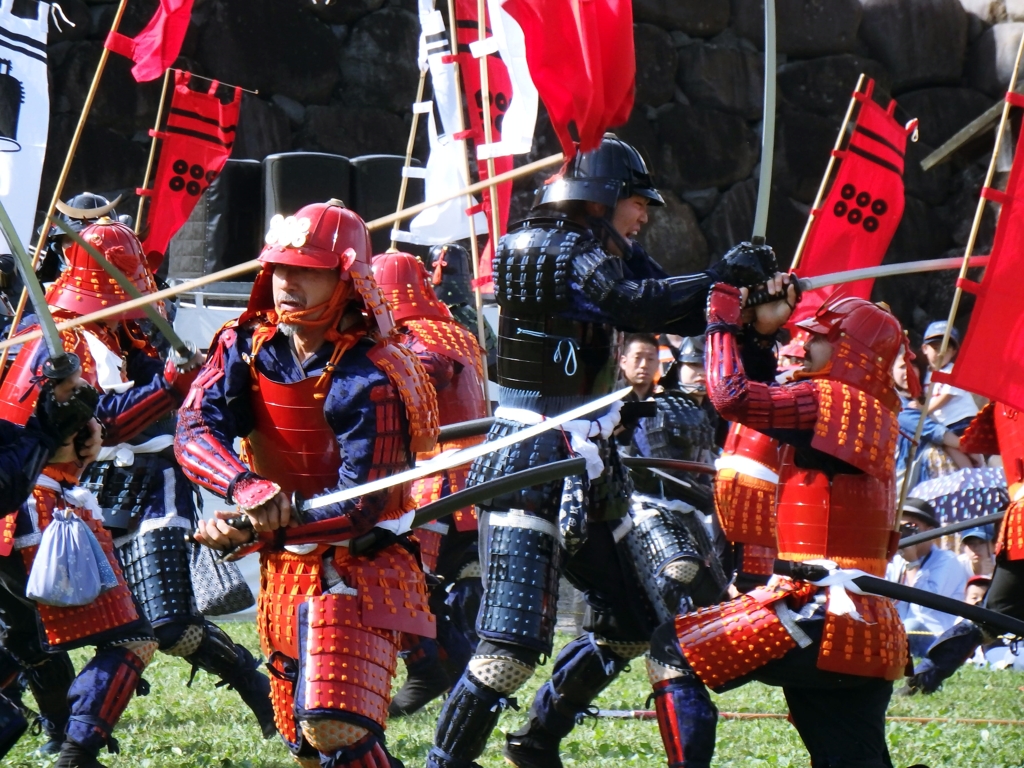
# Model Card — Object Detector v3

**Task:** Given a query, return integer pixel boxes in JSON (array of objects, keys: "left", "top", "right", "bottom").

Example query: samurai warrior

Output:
[
  {"left": 372, "top": 250, "right": 488, "bottom": 716},
  {"left": 426, "top": 133, "right": 778, "bottom": 768},
  {"left": 647, "top": 277, "right": 910, "bottom": 768},
  {"left": 178, "top": 200, "right": 439, "bottom": 768},
  {"left": 0, "top": 373, "right": 159, "bottom": 768},
  {"left": 0, "top": 374, "right": 99, "bottom": 764},
  {"left": 0, "top": 218, "right": 275, "bottom": 750}
]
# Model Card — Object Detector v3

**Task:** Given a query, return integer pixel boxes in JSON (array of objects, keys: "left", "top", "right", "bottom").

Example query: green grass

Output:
[{"left": 7, "top": 624, "right": 1024, "bottom": 767}]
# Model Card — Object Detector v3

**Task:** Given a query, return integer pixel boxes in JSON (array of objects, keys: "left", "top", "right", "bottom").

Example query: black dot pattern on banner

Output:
[{"left": 832, "top": 182, "right": 889, "bottom": 234}]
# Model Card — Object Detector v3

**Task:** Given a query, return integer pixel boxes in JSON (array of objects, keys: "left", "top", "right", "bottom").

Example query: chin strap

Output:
[{"left": 586, "top": 214, "right": 632, "bottom": 257}]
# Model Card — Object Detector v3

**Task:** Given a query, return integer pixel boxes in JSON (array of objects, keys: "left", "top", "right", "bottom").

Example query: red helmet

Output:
[
  {"left": 796, "top": 293, "right": 903, "bottom": 401},
  {"left": 45, "top": 219, "right": 159, "bottom": 320},
  {"left": 372, "top": 251, "right": 452, "bottom": 324},
  {"left": 246, "top": 200, "right": 392, "bottom": 334}
]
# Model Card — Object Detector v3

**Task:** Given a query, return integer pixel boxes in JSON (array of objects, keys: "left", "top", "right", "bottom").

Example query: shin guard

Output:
[
  {"left": 65, "top": 646, "right": 146, "bottom": 754},
  {"left": 910, "top": 620, "right": 984, "bottom": 694},
  {"left": 319, "top": 730, "right": 402, "bottom": 768},
  {"left": 527, "top": 634, "right": 628, "bottom": 739},
  {"left": 427, "top": 674, "right": 512, "bottom": 768},
  {"left": 651, "top": 677, "right": 717, "bottom": 768},
  {"left": 24, "top": 651, "right": 75, "bottom": 744}
]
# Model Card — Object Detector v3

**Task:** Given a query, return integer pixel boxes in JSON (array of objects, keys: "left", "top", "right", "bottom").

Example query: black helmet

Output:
[
  {"left": 429, "top": 243, "right": 474, "bottom": 306},
  {"left": 677, "top": 336, "right": 704, "bottom": 365},
  {"left": 535, "top": 134, "right": 665, "bottom": 209},
  {"left": 40, "top": 192, "right": 132, "bottom": 241}
]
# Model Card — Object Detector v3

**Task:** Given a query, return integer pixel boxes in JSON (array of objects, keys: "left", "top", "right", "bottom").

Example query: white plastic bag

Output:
[{"left": 26, "top": 509, "right": 118, "bottom": 607}]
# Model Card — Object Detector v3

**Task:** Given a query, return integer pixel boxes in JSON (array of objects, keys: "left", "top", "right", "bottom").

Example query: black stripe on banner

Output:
[
  {"left": 848, "top": 143, "right": 902, "bottom": 175},
  {"left": 425, "top": 32, "right": 449, "bottom": 45},
  {"left": 165, "top": 125, "right": 234, "bottom": 148},
  {"left": 0, "top": 25, "right": 45, "bottom": 52},
  {"left": 854, "top": 125, "right": 905, "bottom": 159},
  {"left": 0, "top": 38, "right": 45, "bottom": 64},
  {"left": 168, "top": 108, "right": 237, "bottom": 133}
]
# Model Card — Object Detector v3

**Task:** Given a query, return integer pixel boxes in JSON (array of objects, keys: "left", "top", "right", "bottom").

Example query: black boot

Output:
[
  {"left": 24, "top": 651, "right": 74, "bottom": 756},
  {"left": 504, "top": 635, "right": 627, "bottom": 768},
  {"left": 390, "top": 638, "right": 452, "bottom": 717},
  {"left": 186, "top": 622, "right": 277, "bottom": 738},
  {"left": 54, "top": 741, "right": 107, "bottom": 768}
]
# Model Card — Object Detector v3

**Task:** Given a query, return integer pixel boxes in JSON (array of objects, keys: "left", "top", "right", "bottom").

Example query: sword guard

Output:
[
  {"left": 42, "top": 352, "right": 80, "bottom": 381},
  {"left": 290, "top": 491, "right": 306, "bottom": 523},
  {"left": 169, "top": 341, "right": 201, "bottom": 373}
]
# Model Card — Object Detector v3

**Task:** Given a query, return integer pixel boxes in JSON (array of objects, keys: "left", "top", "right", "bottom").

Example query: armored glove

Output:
[
  {"left": 34, "top": 381, "right": 99, "bottom": 446},
  {"left": 712, "top": 241, "right": 778, "bottom": 288}
]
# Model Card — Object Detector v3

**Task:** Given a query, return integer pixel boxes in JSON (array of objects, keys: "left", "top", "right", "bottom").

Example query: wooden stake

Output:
[
  {"left": 897, "top": 32, "right": 1024, "bottom": 513},
  {"left": 0, "top": 0, "right": 130, "bottom": 373},
  {"left": 0, "top": 152, "right": 565, "bottom": 353},
  {"left": 136, "top": 68, "right": 173, "bottom": 235},
  {"left": 790, "top": 73, "right": 866, "bottom": 271}
]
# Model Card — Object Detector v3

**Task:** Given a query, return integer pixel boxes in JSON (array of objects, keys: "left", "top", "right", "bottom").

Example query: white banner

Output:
[
  {"left": 0, "top": 0, "right": 49, "bottom": 252},
  {"left": 483, "top": 0, "right": 537, "bottom": 158}
]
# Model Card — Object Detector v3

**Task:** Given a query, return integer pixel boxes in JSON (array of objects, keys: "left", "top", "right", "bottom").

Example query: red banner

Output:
[
  {"left": 105, "top": 0, "right": 194, "bottom": 83},
  {"left": 140, "top": 71, "right": 240, "bottom": 271},
  {"left": 790, "top": 80, "right": 915, "bottom": 327},
  {"left": 933, "top": 94, "right": 1024, "bottom": 412},
  {"left": 503, "top": 0, "right": 634, "bottom": 157},
  {"left": 454, "top": 0, "right": 514, "bottom": 293}
]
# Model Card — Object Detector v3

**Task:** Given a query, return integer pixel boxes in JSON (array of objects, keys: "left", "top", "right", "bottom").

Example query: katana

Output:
[
  {"left": 0, "top": 200, "right": 80, "bottom": 379},
  {"left": 437, "top": 416, "right": 494, "bottom": 443},
  {"left": 620, "top": 457, "right": 716, "bottom": 475},
  {"left": 51, "top": 218, "right": 194, "bottom": 361},
  {"left": 898, "top": 511, "right": 1005, "bottom": 548},
  {"left": 751, "top": 0, "right": 777, "bottom": 243},
  {"left": 797, "top": 255, "right": 989, "bottom": 293},
  {"left": 775, "top": 559, "right": 1024, "bottom": 638},
  {"left": 213, "top": 457, "right": 587, "bottom": 558},
  {"left": 296, "top": 387, "right": 631, "bottom": 513}
]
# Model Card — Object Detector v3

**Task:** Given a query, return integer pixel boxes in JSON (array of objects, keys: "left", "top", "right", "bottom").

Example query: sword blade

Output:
[
  {"left": 52, "top": 219, "right": 191, "bottom": 357},
  {"left": 0, "top": 199, "right": 78, "bottom": 377},
  {"left": 898, "top": 511, "right": 1005, "bottom": 547},
  {"left": 300, "top": 387, "right": 633, "bottom": 512},
  {"left": 798, "top": 255, "right": 989, "bottom": 292},
  {"left": 751, "top": 0, "right": 776, "bottom": 241}
]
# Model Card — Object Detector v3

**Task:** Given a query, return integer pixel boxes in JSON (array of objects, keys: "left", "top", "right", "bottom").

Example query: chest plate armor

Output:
[
  {"left": 243, "top": 371, "right": 341, "bottom": 499},
  {"left": 775, "top": 382, "right": 900, "bottom": 577},
  {"left": 493, "top": 220, "right": 615, "bottom": 414}
]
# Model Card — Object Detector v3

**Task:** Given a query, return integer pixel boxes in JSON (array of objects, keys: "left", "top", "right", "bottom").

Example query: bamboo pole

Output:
[
  {"left": 476, "top": 0, "right": 504, "bottom": 277},
  {"left": 790, "top": 73, "right": 866, "bottom": 271},
  {"left": 388, "top": 68, "right": 429, "bottom": 252},
  {"left": 897, "top": 32, "right": 1024, "bottom": 514},
  {"left": 0, "top": 152, "right": 565, "bottom": 353},
  {"left": 136, "top": 68, "right": 173, "bottom": 235},
  {"left": 0, "top": 0, "right": 130, "bottom": 373}
]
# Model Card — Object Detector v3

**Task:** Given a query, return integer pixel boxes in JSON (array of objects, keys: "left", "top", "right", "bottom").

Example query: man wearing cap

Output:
[
  {"left": 921, "top": 321, "right": 979, "bottom": 436},
  {"left": 427, "top": 134, "right": 783, "bottom": 768},
  {"left": 959, "top": 527, "right": 995, "bottom": 578},
  {"left": 886, "top": 498, "right": 967, "bottom": 656},
  {"left": 179, "top": 201, "right": 439, "bottom": 768}
]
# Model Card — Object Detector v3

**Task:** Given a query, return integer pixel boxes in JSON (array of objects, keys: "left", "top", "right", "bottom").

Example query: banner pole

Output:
[
  {"left": 0, "top": 0, "right": 130, "bottom": 375},
  {"left": 388, "top": 68, "right": 429, "bottom": 252},
  {"left": 897, "top": 32, "right": 1024, "bottom": 515},
  {"left": 790, "top": 73, "right": 866, "bottom": 271},
  {"left": 136, "top": 67, "right": 174, "bottom": 235}
]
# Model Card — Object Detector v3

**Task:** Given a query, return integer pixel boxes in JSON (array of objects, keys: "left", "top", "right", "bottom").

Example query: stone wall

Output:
[{"left": 34, "top": 0, "right": 1024, "bottom": 336}]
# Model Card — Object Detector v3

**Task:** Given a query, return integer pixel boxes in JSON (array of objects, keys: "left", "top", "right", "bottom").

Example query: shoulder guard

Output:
[
  {"left": 810, "top": 380, "right": 899, "bottom": 480},
  {"left": 405, "top": 318, "right": 485, "bottom": 379},
  {"left": 571, "top": 241, "right": 625, "bottom": 305},
  {"left": 650, "top": 391, "right": 716, "bottom": 461},
  {"left": 0, "top": 327, "right": 96, "bottom": 427},
  {"left": 368, "top": 338, "right": 440, "bottom": 453},
  {"left": 961, "top": 402, "right": 998, "bottom": 455},
  {"left": 995, "top": 404, "right": 1024, "bottom": 486},
  {"left": 493, "top": 219, "right": 590, "bottom": 312}
]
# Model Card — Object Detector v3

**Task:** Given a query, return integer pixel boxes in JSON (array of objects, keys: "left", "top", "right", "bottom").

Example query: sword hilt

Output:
[{"left": 42, "top": 352, "right": 81, "bottom": 381}]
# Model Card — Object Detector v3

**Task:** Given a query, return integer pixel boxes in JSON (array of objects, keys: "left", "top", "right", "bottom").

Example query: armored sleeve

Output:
[
  {"left": 0, "top": 419, "right": 56, "bottom": 514},
  {"left": 174, "top": 325, "right": 255, "bottom": 498},
  {"left": 572, "top": 242, "right": 715, "bottom": 336},
  {"left": 705, "top": 284, "right": 819, "bottom": 433},
  {"left": 97, "top": 347, "right": 178, "bottom": 445}
]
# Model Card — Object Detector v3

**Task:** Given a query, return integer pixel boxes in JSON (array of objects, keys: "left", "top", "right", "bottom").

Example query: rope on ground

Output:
[{"left": 596, "top": 710, "right": 1024, "bottom": 726}]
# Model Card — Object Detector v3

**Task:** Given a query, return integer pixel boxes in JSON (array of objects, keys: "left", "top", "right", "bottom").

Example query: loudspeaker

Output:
[
  {"left": 348, "top": 154, "right": 424, "bottom": 255},
  {"left": 165, "top": 158, "right": 263, "bottom": 280},
  {"left": 262, "top": 152, "right": 351, "bottom": 233}
]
